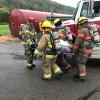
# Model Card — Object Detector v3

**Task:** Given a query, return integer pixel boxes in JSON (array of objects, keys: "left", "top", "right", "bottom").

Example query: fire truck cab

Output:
[
  {"left": 73, "top": 0, "right": 100, "bottom": 25},
  {"left": 63, "top": 0, "right": 100, "bottom": 58}
]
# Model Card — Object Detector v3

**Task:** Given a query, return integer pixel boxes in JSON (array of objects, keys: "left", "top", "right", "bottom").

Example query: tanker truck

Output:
[{"left": 8, "top": 9, "right": 72, "bottom": 37}]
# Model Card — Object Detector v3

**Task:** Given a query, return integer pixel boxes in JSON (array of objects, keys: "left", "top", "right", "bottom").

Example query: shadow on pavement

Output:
[{"left": 87, "top": 59, "right": 100, "bottom": 67}]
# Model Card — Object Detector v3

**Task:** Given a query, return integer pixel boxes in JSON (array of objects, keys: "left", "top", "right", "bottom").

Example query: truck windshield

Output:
[
  {"left": 80, "top": 1, "right": 100, "bottom": 17},
  {"left": 80, "top": 2, "right": 89, "bottom": 17},
  {"left": 94, "top": 1, "right": 100, "bottom": 17},
  {"left": 72, "top": 1, "right": 80, "bottom": 20}
]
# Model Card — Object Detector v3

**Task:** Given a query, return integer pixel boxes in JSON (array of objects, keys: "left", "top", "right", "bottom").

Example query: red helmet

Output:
[{"left": 27, "top": 17, "right": 35, "bottom": 22}]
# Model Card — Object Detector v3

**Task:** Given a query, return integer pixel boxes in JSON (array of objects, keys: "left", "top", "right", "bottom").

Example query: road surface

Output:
[{"left": 0, "top": 40, "right": 100, "bottom": 100}]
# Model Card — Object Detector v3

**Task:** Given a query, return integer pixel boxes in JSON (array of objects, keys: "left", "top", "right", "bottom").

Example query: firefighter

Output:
[
  {"left": 53, "top": 18, "right": 73, "bottom": 73},
  {"left": 73, "top": 16, "right": 94, "bottom": 82},
  {"left": 19, "top": 17, "right": 37, "bottom": 70},
  {"left": 53, "top": 18, "right": 73, "bottom": 42},
  {"left": 34, "top": 20, "right": 63, "bottom": 80}
]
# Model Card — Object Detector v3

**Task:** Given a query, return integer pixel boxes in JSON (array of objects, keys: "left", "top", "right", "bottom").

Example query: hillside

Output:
[{"left": 0, "top": 0, "right": 74, "bottom": 14}]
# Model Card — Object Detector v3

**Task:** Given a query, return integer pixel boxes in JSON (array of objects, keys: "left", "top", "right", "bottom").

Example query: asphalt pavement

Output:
[{"left": 0, "top": 40, "right": 100, "bottom": 100}]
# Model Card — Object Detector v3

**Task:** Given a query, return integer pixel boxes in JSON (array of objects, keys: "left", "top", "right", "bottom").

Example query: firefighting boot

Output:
[
  {"left": 41, "top": 74, "right": 52, "bottom": 81},
  {"left": 26, "top": 63, "right": 35, "bottom": 70},
  {"left": 73, "top": 74, "right": 86, "bottom": 82},
  {"left": 41, "top": 67, "right": 52, "bottom": 81},
  {"left": 56, "top": 73, "right": 63, "bottom": 80},
  {"left": 79, "top": 72, "right": 87, "bottom": 81},
  {"left": 53, "top": 66, "right": 63, "bottom": 80}
]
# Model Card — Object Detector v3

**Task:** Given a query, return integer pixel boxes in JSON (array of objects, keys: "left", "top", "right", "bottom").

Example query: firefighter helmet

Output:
[
  {"left": 77, "top": 16, "right": 88, "bottom": 25},
  {"left": 58, "top": 29, "right": 66, "bottom": 39},
  {"left": 54, "top": 18, "right": 62, "bottom": 27},
  {"left": 42, "top": 20, "right": 52, "bottom": 28},
  {"left": 27, "top": 17, "right": 35, "bottom": 22}
]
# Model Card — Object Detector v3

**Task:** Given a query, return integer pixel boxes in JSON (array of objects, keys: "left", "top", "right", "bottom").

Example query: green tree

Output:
[{"left": 0, "top": 7, "right": 9, "bottom": 23}]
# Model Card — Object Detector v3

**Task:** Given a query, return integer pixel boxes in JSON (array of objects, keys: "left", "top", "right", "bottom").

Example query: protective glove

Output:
[
  {"left": 33, "top": 49, "right": 39, "bottom": 60},
  {"left": 31, "top": 44, "right": 37, "bottom": 51},
  {"left": 34, "top": 49, "right": 40, "bottom": 55},
  {"left": 34, "top": 49, "right": 43, "bottom": 60}
]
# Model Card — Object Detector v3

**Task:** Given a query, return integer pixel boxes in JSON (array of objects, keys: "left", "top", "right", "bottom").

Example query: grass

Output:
[{"left": 0, "top": 24, "right": 11, "bottom": 36}]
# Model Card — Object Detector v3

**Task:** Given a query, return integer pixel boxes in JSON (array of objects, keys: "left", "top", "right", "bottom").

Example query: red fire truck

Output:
[
  {"left": 8, "top": 0, "right": 100, "bottom": 58},
  {"left": 62, "top": 0, "right": 100, "bottom": 58}
]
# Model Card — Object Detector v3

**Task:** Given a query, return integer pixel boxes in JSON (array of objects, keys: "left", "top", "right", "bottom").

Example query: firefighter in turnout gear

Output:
[
  {"left": 53, "top": 18, "right": 73, "bottom": 43},
  {"left": 34, "top": 20, "right": 63, "bottom": 80},
  {"left": 19, "top": 17, "right": 37, "bottom": 70},
  {"left": 73, "top": 16, "right": 94, "bottom": 82},
  {"left": 53, "top": 18, "right": 73, "bottom": 73}
]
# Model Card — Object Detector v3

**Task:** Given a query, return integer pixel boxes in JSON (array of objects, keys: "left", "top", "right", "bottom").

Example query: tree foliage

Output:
[
  {"left": 0, "top": 7, "right": 9, "bottom": 23},
  {"left": 0, "top": 0, "right": 75, "bottom": 14},
  {"left": 0, "top": 0, "right": 75, "bottom": 23}
]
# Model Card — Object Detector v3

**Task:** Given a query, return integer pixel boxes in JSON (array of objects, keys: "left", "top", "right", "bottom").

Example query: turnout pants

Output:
[{"left": 42, "top": 57, "right": 62, "bottom": 79}]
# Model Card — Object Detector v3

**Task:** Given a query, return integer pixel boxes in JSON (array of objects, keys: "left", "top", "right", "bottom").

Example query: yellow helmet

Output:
[
  {"left": 77, "top": 16, "right": 88, "bottom": 25},
  {"left": 54, "top": 18, "right": 62, "bottom": 27},
  {"left": 54, "top": 18, "right": 60, "bottom": 24},
  {"left": 42, "top": 20, "right": 52, "bottom": 28}
]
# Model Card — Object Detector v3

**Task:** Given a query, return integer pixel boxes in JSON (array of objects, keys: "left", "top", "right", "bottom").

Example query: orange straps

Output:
[
  {"left": 77, "top": 33, "right": 85, "bottom": 39},
  {"left": 82, "top": 49, "right": 93, "bottom": 54},
  {"left": 79, "top": 72, "right": 87, "bottom": 77},
  {"left": 78, "top": 33, "right": 92, "bottom": 40},
  {"left": 85, "top": 36, "right": 91, "bottom": 40}
]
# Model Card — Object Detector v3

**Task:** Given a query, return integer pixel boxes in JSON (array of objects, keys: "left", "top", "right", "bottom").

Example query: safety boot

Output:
[
  {"left": 73, "top": 74, "right": 86, "bottom": 82},
  {"left": 41, "top": 67, "right": 52, "bottom": 81},
  {"left": 41, "top": 74, "right": 52, "bottom": 81},
  {"left": 56, "top": 72, "right": 63, "bottom": 80},
  {"left": 41, "top": 75, "right": 52, "bottom": 81},
  {"left": 27, "top": 63, "right": 35, "bottom": 70},
  {"left": 53, "top": 66, "right": 63, "bottom": 80}
]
